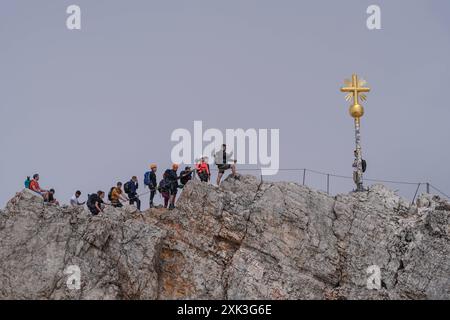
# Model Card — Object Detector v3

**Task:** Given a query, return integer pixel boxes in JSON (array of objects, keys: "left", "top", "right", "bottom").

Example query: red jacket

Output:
[
  {"left": 196, "top": 162, "right": 209, "bottom": 175},
  {"left": 29, "top": 180, "right": 41, "bottom": 193}
]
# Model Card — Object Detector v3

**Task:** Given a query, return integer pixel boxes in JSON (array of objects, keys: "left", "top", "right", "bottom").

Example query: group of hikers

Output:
[{"left": 23, "top": 144, "right": 237, "bottom": 215}]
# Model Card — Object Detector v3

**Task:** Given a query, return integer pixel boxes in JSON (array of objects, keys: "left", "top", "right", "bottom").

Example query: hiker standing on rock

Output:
[
  {"left": 125, "top": 176, "right": 141, "bottom": 211},
  {"left": 196, "top": 157, "right": 210, "bottom": 183},
  {"left": 158, "top": 170, "right": 171, "bottom": 208},
  {"left": 87, "top": 191, "right": 105, "bottom": 215},
  {"left": 144, "top": 164, "right": 158, "bottom": 208},
  {"left": 214, "top": 144, "right": 237, "bottom": 186},
  {"left": 165, "top": 164, "right": 180, "bottom": 210},
  {"left": 109, "top": 182, "right": 128, "bottom": 208},
  {"left": 180, "top": 166, "right": 194, "bottom": 187}
]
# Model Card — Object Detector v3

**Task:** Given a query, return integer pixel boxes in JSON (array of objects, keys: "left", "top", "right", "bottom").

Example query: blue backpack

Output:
[{"left": 24, "top": 177, "right": 31, "bottom": 189}]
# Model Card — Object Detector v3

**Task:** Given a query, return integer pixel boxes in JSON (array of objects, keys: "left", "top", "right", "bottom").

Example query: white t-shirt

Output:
[{"left": 70, "top": 195, "right": 81, "bottom": 206}]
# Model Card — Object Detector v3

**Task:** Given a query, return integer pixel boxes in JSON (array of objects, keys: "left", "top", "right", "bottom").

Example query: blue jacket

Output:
[{"left": 128, "top": 180, "right": 139, "bottom": 195}]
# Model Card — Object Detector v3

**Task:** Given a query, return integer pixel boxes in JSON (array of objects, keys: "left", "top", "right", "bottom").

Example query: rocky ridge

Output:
[{"left": 0, "top": 175, "right": 448, "bottom": 299}]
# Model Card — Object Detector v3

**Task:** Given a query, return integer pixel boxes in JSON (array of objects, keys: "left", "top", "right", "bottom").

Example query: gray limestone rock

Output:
[{"left": 0, "top": 176, "right": 448, "bottom": 300}]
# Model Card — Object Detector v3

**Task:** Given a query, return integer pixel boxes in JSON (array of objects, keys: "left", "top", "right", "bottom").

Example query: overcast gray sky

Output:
[{"left": 1, "top": 0, "right": 449, "bottom": 207}]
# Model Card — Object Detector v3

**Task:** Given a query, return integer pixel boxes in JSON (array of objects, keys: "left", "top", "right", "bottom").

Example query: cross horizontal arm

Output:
[{"left": 340, "top": 87, "right": 370, "bottom": 93}]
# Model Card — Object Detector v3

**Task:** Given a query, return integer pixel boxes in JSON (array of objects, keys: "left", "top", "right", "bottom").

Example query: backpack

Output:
[
  {"left": 124, "top": 181, "right": 131, "bottom": 194},
  {"left": 158, "top": 178, "right": 169, "bottom": 193},
  {"left": 87, "top": 194, "right": 96, "bottom": 209},
  {"left": 362, "top": 159, "right": 367, "bottom": 173},
  {"left": 144, "top": 171, "right": 151, "bottom": 186},
  {"left": 165, "top": 169, "right": 178, "bottom": 182},
  {"left": 108, "top": 187, "right": 115, "bottom": 201},
  {"left": 24, "top": 177, "right": 31, "bottom": 189}
]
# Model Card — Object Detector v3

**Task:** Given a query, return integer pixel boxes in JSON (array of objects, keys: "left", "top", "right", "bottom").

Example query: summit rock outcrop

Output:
[{"left": 0, "top": 175, "right": 448, "bottom": 299}]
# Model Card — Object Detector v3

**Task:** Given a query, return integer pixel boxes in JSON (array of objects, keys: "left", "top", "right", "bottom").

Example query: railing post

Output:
[
  {"left": 411, "top": 183, "right": 421, "bottom": 205},
  {"left": 327, "top": 174, "right": 330, "bottom": 195},
  {"left": 426, "top": 183, "right": 430, "bottom": 194},
  {"left": 302, "top": 169, "right": 306, "bottom": 186}
]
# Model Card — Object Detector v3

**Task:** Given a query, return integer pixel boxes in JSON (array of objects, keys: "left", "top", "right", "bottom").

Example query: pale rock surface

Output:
[{"left": 0, "top": 176, "right": 448, "bottom": 299}]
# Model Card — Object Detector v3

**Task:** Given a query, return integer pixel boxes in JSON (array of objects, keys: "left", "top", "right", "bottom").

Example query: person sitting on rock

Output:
[
  {"left": 196, "top": 157, "right": 210, "bottom": 183},
  {"left": 29, "top": 173, "right": 48, "bottom": 197},
  {"left": 44, "top": 189, "right": 59, "bottom": 206},
  {"left": 70, "top": 190, "right": 85, "bottom": 207},
  {"left": 214, "top": 144, "right": 237, "bottom": 186},
  {"left": 109, "top": 182, "right": 128, "bottom": 208},
  {"left": 87, "top": 191, "right": 105, "bottom": 215}
]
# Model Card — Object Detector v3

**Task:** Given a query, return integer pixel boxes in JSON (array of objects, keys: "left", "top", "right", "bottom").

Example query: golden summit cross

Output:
[{"left": 340, "top": 74, "right": 370, "bottom": 107}]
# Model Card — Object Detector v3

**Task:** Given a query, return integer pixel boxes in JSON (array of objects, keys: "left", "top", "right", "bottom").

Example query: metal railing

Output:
[{"left": 204, "top": 167, "right": 449, "bottom": 203}]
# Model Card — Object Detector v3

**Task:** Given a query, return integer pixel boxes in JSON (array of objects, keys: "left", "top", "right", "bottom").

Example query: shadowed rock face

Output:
[{"left": 0, "top": 175, "right": 449, "bottom": 300}]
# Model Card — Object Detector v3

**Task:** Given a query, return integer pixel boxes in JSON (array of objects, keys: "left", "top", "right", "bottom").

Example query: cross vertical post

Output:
[{"left": 341, "top": 74, "right": 371, "bottom": 192}]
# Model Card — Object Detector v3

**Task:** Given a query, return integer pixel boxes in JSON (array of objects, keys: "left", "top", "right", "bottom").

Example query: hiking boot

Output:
[{"left": 168, "top": 204, "right": 175, "bottom": 210}]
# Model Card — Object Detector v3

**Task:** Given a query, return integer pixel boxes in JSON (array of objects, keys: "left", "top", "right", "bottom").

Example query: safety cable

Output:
[
  {"left": 429, "top": 184, "right": 450, "bottom": 199},
  {"left": 209, "top": 167, "right": 429, "bottom": 186},
  {"left": 109, "top": 167, "right": 448, "bottom": 201}
]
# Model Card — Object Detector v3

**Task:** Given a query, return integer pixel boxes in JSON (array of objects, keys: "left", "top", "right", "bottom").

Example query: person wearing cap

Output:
[{"left": 147, "top": 164, "right": 158, "bottom": 208}]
